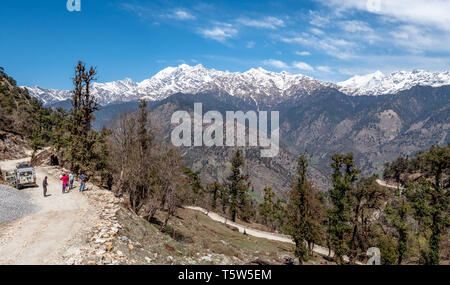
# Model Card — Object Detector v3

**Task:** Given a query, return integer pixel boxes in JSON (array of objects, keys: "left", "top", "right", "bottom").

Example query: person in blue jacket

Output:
[{"left": 79, "top": 173, "right": 87, "bottom": 192}]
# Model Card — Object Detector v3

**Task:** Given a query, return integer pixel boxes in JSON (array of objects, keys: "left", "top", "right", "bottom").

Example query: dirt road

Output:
[
  {"left": 0, "top": 157, "right": 95, "bottom": 265},
  {"left": 376, "top": 179, "right": 404, "bottom": 190},
  {"left": 186, "top": 182, "right": 405, "bottom": 264},
  {"left": 184, "top": 206, "right": 340, "bottom": 261}
]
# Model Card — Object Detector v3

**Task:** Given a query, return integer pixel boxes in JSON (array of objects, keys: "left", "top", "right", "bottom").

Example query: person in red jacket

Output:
[{"left": 60, "top": 174, "right": 70, "bottom": 193}]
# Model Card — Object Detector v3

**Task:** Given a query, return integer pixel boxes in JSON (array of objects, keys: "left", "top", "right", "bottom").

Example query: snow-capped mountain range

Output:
[
  {"left": 337, "top": 69, "right": 450, "bottom": 96},
  {"left": 24, "top": 64, "right": 450, "bottom": 106},
  {"left": 25, "top": 64, "right": 333, "bottom": 106}
]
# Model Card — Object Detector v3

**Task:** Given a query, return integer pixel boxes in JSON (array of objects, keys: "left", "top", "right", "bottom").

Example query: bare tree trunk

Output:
[{"left": 162, "top": 214, "right": 170, "bottom": 230}]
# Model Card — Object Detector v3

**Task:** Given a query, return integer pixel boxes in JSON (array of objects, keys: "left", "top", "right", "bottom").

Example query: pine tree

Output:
[
  {"left": 383, "top": 156, "right": 409, "bottom": 187},
  {"left": 130, "top": 100, "right": 153, "bottom": 212},
  {"left": 68, "top": 61, "right": 100, "bottom": 174},
  {"left": 137, "top": 99, "right": 151, "bottom": 154},
  {"left": 30, "top": 105, "right": 53, "bottom": 152},
  {"left": 98, "top": 127, "right": 113, "bottom": 189},
  {"left": 377, "top": 233, "right": 398, "bottom": 265},
  {"left": 348, "top": 175, "right": 389, "bottom": 264},
  {"left": 273, "top": 197, "right": 286, "bottom": 231},
  {"left": 51, "top": 107, "right": 69, "bottom": 152},
  {"left": 219, "top": 183, "right": 229, "bottom": 214},
  {"left": 406, "top": 145, "right": 449, "bottom": 264},
  {"left": 226, "top": 150, "right": 252, "bottom": 222},
  {"left": 385, "top": 196, "right": 411, "bottom": 264},
  {"left": 286, "top": 154, "right": 324, "bottom": 264},
  {"left": 184, "top": 167, "right": 205, "bottom": 205},
  {"left": 258, "top": 187, "right": 285, "bottom": 230},
  {"left": 207, "top": 182, "right": 222, "bottom": 210},
  {"left": 259, "top": 187, "right": 276, "bottom": 227},
  {"left": 327, "top": 153, "right": 361, "bottom": 264}
]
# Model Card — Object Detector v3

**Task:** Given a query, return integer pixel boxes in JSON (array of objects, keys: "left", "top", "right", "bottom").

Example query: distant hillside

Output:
[
  {"left": 279, "top": 85, "right": 450, "bottom": 177},
  {"left": 141, "top": 93, "right": 333, "bottom": 195},
  {"left": 89, "top": 85, "right": 449, "bottom": 194}
]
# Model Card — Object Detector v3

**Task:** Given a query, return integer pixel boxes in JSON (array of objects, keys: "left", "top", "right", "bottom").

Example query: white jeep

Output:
[{"left": 4, "top": 163, "right": 37, "bottom": 190}]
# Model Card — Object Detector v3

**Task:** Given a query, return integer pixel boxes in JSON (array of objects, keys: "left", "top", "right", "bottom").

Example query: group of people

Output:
[{"left": 42, "top": 172, "right": 88, "bottom": 197}]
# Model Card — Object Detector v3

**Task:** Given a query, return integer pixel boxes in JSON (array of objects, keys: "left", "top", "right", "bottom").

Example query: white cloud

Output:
[
  {"left": 172, "top": 10, "right": 196, "bottom": 20},
  {"left": 121, "top": 4, "right": 196, "bottom": 22},
  {"left": 311, "top": 28, "right": 324, "bottom": 35},
  {"left": 295, "top": 51, "right": 311, "bottom": 56},
  {"left": 321, "top": 0, "right": 450, "bottom": 31},
  {"left": 339, "top": 20, "right": 372, "bottom": 33},
  {"left": 122, "top": 0, "right": 450, "bottom": 73},
  {"left": 262, "top": 59, "right": 289, "bottom": 69},
  {"left": 317, "top": 66, "right": 332, "bottom": 72},
  {"left": 262, "top": 59, "right": 316, "bottom": 72},
  {"left": 237, "top": 16, "right": 285, "bottom": 29},
  {"left": 309, "top": 10, "right": 330, "bottom": 27},
  {"left": 388, "top": 24, "right": 450, "bottom": 53},
  {"left": 199, "top": 26, "right": 238, "bottom": 42},
  {"left": 120, "top": 3, "right": 151, "bottom": 19},
  {"left": 281, "top": 35, "right": 357, "bottom": 60},
  {"left": 311, "top": 0, "right": 450, "bottom": 57},
  {"left": 292, "top": 61, "right": 314, "bottom": 71}
]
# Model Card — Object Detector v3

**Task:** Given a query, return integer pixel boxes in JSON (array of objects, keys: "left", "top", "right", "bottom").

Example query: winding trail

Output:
[
  {"left": 186, "top": 178, "right": 404, "bottom": 265},
  {"left": 376, "top": 179, "right": 404, "bottom": 190},
  {"left": 184, "top": 179, "right": 401, "bottom": 264},
  {"left": 0, "top": 156, "right": 94, "bottom": 265},
  {"left": 184, "top": 206, "right": 346, "bottom": 262}
]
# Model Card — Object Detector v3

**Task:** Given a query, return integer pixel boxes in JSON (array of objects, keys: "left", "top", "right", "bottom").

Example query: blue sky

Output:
[{"left": 1, "top": 0, "right": 450, "bottom": 89}]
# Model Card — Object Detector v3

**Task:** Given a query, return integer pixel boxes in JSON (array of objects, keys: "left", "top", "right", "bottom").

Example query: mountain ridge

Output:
[
  {"left": 26, "top": 64, "right": 450, "bottom": 106},
  {"left": 338, "top": 69, "right": 450, "bottom": 96},
  {"left": 25, "top": 64, "right": 333, "bottom": 106}
]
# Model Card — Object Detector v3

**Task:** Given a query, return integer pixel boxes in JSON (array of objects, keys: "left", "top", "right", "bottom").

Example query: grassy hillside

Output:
[
  {"left": 0, "top": 67, "right": 50, "bottom": 138},
  {"left": 0, "top": 67, "right": 54, "bottom": 155},
  {"left": 107, "top": 206, "right": 332, "bottom": 265}
]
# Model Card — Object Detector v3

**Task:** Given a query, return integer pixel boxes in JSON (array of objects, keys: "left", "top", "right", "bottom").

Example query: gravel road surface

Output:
[
  {"left": 0, "top": 156, "right": 94, "bottom": 265},
  {"left": 0, "top": 185, "right": 39, "bottom": 224}
]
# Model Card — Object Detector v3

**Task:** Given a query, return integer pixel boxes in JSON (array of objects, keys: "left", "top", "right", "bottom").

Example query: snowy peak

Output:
[
  {"left": 25, "top": 86, "right": 72, "bottom": 105},
  {"left": 25, "top": 64, "right": 331, "bottom": 106},
  {"left": 25, "top": 64, "right": 450, "bottom": 106},
  {"left": 338, "top": 70, "right": 450, "bottom": 96},
  {"left": 338, "top": 71, "right": 384, "bottom": 89},
  {"left": 138, "top": 64, "right": 228, "bottom": 101}
]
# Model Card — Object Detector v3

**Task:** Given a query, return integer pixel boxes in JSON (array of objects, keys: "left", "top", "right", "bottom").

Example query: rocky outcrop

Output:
[{"left": 62, "top": 189, "right": 126, "bottom": 265}]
